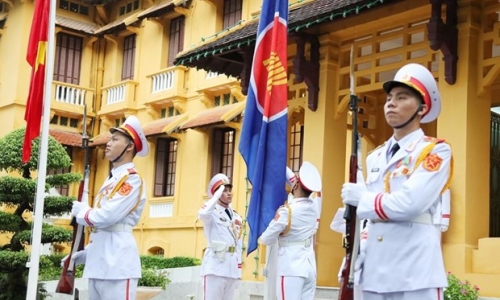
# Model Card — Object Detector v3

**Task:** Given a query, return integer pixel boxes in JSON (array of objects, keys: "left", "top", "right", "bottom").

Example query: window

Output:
[
  {"left": 214, "top": 93, "right": 238, "bottom": 107},
  {"left": 47, "top": 147, "right": 73, "bottom": 196},
  {"left": 223, "top": 0, "right": 242, "bottom": 29},
  {"left": 211, "top": 128, "right": 235, "bottom": 181},
  {"left": 58, "top": 0, "right": 89, "bottom": 15},
  {"left": 54, "top": 33, "right": 83, "bottom": 84},
  {"left": 114, "top": 117, "right": 126, "bottom": 127},
  {"left": 122, "top": 35, "right": 136, "bottom": 80},
  {"left": 154, "top": 138, "right": 178, "bottom": 197},
  {"left": 50, "top": 115, "right": 79, "bottom": 128},
  {"left": 160, "top": 107, "right": 179, "bottom": 118},
  {"left": 288, "top": 122, "right": 303, "bottom": 173},
  {"left": 167, "top": 16, "right": 185, "bottom": 66},
  {"left": 119, "top": 0, "right": 140, "bottom": 16}
]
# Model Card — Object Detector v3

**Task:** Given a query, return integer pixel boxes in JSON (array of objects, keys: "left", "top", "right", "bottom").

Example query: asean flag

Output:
[
  {"left": 22, "top": 0, "right": 50, "bottom": 164},
  {"left": 239, "top": 0, "right": 289, "bottom": 255}
]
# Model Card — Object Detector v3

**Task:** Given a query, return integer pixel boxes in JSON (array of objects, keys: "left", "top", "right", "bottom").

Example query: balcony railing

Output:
[
  {"left": 99, "top": 80, "right": 138, "bottom": 115},
  {"left": 151, "top": 70, "right": 175, "bottom": 93},
  {"left": 145, "top": 66, "right": 187, "bottom": 104},
  {"left": 51, "top": 81, "right": 94, "bottom": 114},
  {"left": 54, "top": 83, "right": 86, "bottom": 105}
]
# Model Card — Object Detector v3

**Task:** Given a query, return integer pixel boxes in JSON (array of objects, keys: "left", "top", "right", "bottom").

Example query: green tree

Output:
[{"left": 0, "top": 128, "right": 82, "bottom": 300}]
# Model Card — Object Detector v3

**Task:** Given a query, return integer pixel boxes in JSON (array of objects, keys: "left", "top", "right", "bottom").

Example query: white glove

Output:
[
  {"left": 354, "top": 252, "right": 365, "bottom": 272},
  {"left": 341, "top": 182, "right": 367, "bottom": 207},
  {"left": 60, "top": 249, "right": 87, "bottom": 267},
  {"left": 211, "top": 185, "right": 225, "bottom": 201},
  {"left": 71, "top": 201, "right": 87, "bottom": 217},
  {"left": 440, "top": 225, "right": 448, "bottom": 232}
]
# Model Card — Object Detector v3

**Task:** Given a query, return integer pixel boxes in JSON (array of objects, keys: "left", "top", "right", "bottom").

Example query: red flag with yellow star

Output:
[{"left": 22, "top": 0, "right": 50, "bottom": 164}]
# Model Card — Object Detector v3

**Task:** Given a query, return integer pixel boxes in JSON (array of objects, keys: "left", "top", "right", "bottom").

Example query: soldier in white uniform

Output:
[
  {"left": 260, "top": 161, "right": 322, "bottom": 300},
  {"left": 341, "top": 63, "right": 453, "bottom": 300},
  {"left": 66, "top": 115, "right": 149, "bottom": 300},
  {"left": 198, "top": 174, "right": 243, "bottom": 300}
]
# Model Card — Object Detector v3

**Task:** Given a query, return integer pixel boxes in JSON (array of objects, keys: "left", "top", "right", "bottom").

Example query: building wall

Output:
[{"left": 0, "top": 0, "right": 499, "bottom": 297}]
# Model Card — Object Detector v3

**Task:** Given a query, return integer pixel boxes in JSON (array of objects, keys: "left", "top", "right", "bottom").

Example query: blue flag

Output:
[{"left": 239, "top": 0, "right": 289, "bottom": 255}]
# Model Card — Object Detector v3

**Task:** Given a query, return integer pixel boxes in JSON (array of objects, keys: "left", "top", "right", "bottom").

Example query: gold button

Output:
[{"left": 377, "top": 236, "right": 383, "bottom": 242}]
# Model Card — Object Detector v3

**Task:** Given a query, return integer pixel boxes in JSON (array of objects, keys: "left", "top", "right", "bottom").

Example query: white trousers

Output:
[
  {"left": 276, "top": 267, "right": 316, "bottom": 300},
  {"left": 202, "top": 274, "right": 239, "bottom": 300},
  {"left": 88, "top": 278, "right": 138, "bottom": 300},
  {"left": 362, "top": 288, "right": 443, "bottom": 300}
]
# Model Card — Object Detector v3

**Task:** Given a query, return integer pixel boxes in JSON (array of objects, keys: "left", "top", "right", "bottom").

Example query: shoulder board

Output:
[
  {"left": 423, "top": 136, "right": 446, "bottom": 143},
  {"left": 127, "top": 168, "right": 137, "bottom": 175},
  {"left": 368, "top": 142, "right": 386, "bottom": 155}
]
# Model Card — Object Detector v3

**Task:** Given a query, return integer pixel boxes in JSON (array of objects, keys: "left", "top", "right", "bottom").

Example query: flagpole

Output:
[{"left": 26, "top": 0, "right": 56, "bottom": 298}]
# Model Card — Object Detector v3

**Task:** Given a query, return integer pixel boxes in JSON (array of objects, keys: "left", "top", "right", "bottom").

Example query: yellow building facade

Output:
[{"left": 0, "top": 0, "right": 499, "bottom": 297}]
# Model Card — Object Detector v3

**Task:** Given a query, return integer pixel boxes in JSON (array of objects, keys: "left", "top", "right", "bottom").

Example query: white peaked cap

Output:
[
  {"left": 382, "top": 63, "right": 441, "bottom": 123},
  {"left": 206, "top": 173, "right": 232, "bottom": 197},
  {"left": 298, "top": 161, "right": 322, "bottom": 192},
  {"left": 109, "top": 115, "right": 149, "bottom": 157},
  {"left": 286, "top": 166, "right": 297, "bottom": 187}
]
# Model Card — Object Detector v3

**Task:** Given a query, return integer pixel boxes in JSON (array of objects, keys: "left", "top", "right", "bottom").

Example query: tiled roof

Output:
[
  {"left": 90, "top": 132, "right": 111, "bottom": 147},
  {"left": 55, "top": 15, "right": 99, "bottom": 34},
  {"left": 49, "top": 129, "right": 84, "bottom": 147},
  {"left": 94, "top": 12, "right": 140, "bottom": 35},
  {"left": 142, "top": 114, "right": 187, "bottom": 136},
  {"left": 138, "top": 0, "right": 175, "bottom": 19},
  {"left": 175, "top": 0, "right": 399, "bottom": 65},
  {"left": 180, "top": 102, "right": 244, "bottom": 130}
]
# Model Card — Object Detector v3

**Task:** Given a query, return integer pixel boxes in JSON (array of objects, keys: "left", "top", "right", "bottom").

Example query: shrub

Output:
[
  {"left": 38, "top": 254, "right": 199, "bottom": 289},
  {"left": 140, "top": 256, "right": 201, "bottom": 270},
  {"left": 444, "top": 272, "right": 479, "bottom": 300},
  {"left": 138, "top": 268, "right": 169, "bottom": 289}
]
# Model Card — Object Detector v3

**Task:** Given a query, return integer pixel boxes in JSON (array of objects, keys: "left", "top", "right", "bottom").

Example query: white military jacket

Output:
[
  {"left": 260, "top": 197, "right": 317, "bottom": 277},
  {"left": 356, "top": 128, "right": 451, "bottom": 293},
  {"left": 76, "top": 162, "right": 145, "bottom": 280},
  {"left": 198, "top": 196, "right": 243, "bottom": 279}
]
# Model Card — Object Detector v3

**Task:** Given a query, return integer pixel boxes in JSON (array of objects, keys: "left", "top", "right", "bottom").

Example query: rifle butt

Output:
[
  {"left": 55, "top": 270, "right": 75, "bottom": 295},
  {"left": 338, "top": 284, "right": 354, "bottom": 300}
]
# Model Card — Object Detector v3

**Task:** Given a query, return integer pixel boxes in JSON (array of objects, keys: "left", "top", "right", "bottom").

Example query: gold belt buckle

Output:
[
  {"left": 90, "top": 226, "right": 97, "bottom": 233},
  {"left": 227, "top": 246, "right": 235, "bottom": 253}
]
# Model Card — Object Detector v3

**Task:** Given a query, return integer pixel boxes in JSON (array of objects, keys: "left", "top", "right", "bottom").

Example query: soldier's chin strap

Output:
[
  {"left": 393, "top": 102, "right": 423, "bottom": 129},
  {"left": 111, "top": 141, "right": 133, "bottom": 164},
  {"left": 219, "top": 199, "right": 230, "bottom": 206}
]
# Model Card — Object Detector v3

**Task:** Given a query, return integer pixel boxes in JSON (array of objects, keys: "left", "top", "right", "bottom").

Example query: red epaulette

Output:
[
  {"left": 423, "top": 136, "right": 446, "bottom": 143},
  {"left": 127, "top": 168, "right": 137, "bottom": 175}
]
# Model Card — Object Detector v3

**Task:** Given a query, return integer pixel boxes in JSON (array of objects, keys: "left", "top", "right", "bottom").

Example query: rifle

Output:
[
  {"left": 55, "top": 104, "right": 90, "bottom": 298},
  {"left": 338, "top": 46, "right": 361, "bottom": 300}
]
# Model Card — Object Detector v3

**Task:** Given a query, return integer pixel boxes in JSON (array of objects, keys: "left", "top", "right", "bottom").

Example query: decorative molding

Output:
[
  {"left": 86, "top": 36, "right": 98, "bottom": 47},
  {"left": 101, "top": 116, "right": 113, "bottom": 129},
  {"left": 174, "top": 6, "right": 190, "bottom": 17},
  {"left": 173, "top": 98, "right": 187, "bottom": 113},
  {"left": 103, "top": 34, "right": 118, "bottom": 46},
  {"left": 125, "top": 25, "right": 141, "bottom": 35},
  {"left": 146, "top": 104, "right": 160, "bottom": 119},
  {"left": 292, "top": 32, "right": 320, "bottom": 111},
  {"left": 230, "top": 85, "right": 246, "bottom": 102},
  {"left": 198, "top": 91, "right": 213, "bottom": 107},
  {"left": 95, "top": 5, "right": 109, "bottom": 24},
  {"left": 427, "top": 0, "right": 458, "bottom": 85}
]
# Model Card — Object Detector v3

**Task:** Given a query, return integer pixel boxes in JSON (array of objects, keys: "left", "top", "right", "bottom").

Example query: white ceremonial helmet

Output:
[
  {"left": 109, "top": 115, "right": 149, "bottom": 157},
  {"left": 286, "top": 166, "right": 297, "bottom": 187},
  {"left": 207, "top": 173, "right": 232, "bottom": 197},
  {"left": 382, "top": 63, "right": 441, "bottom": 123},
  {"left": 297, "top": 161, "right": 322, "bottom": 193}
]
